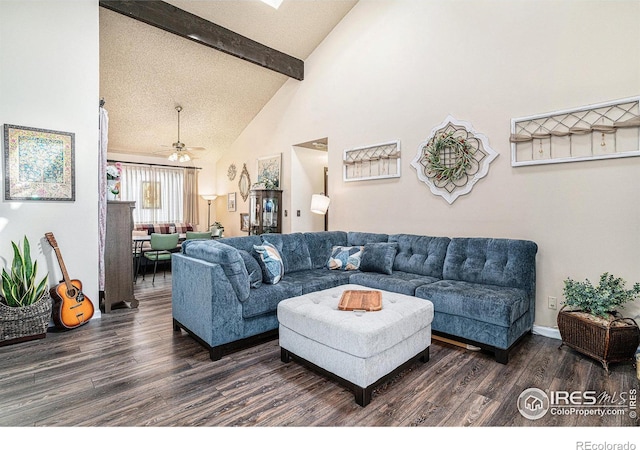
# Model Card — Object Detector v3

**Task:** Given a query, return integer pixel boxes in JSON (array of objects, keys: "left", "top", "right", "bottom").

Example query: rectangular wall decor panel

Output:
[
  {"left": 510, "top": 96, "right": 640, "bottom": 167},
  {"left": 343, "top": 140, "right": 401, "bottom": 182}
]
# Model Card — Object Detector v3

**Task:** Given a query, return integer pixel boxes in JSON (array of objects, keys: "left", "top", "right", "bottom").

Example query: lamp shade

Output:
[
  {"left": 310, "top": 194, "right": 331, "bottom": 215},
  {"left": 201, "top": 194, "right": 218, "bottom": 201}
]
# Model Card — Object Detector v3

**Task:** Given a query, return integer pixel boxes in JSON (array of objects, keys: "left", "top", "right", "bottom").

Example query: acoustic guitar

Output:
[{"left": 45, "top": 232, "right": 94, "bottom": 330}]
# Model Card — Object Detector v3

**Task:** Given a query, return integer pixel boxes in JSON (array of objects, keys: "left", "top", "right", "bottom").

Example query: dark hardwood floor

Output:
[{"left": 1, "top": 271, "right": 638, "bottom": 435}]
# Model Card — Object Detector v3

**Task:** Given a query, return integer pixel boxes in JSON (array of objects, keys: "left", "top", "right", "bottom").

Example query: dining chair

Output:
[
  {"left": 185, "top": 231, "right": 212, "bottom": 240},
  {"left": 143, "top": 233, "right": 180, "bottom": 283}
]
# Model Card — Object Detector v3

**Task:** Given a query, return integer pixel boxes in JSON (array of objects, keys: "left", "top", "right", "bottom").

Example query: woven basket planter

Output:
[
  {"left": 0, "top": 291, "right": 52, "bottom": 347},
  {"left": 557, "top": 307, "right": 640, "bottom": 373}
]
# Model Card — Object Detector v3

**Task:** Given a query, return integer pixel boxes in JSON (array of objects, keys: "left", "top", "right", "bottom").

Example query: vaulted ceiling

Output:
[{"left": 100, "top": 0, "right": 358, "bottom": 164}]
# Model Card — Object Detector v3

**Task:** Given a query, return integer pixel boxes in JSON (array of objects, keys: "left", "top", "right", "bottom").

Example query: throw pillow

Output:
[
  {"left": 360, "top": 242, "right": 398, "bottom": 275},
  {"left": 327, "top": 246, "right": 364, "bottom": 271},
  {"left": 253, "top": 240, "right": 284, "bottom": 284},
  {"left": 238, "top": 250, "right": 263, "bottom": 289}
]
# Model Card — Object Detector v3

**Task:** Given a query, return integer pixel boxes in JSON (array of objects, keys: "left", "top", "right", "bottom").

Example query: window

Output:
[{"left": 120, "top": 163, "right": 184, "bottom": 224}]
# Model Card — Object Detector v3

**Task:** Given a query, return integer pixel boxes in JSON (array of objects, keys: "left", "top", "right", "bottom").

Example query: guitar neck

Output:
[
  {"left": 53, "top": 247, "right": 74, "bottom": 292},
  {"left": 45, "top": 233, "right": 75, "bottom": 292}
]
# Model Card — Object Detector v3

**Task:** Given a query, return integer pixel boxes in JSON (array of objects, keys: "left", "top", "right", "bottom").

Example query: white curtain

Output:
[
  {"left": 120, "top": 163, "right": 184, "bottom": 223},
  {"left": 183, "top": 167, "right": 199, "bottom": 226},
  {"left": 98, "top": 106, "right": 109, "bottom": 291}
]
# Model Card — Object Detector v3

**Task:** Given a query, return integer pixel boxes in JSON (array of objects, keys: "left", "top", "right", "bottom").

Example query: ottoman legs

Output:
[
  {"left": 281, "top": 347, "right": 291, "bottom": 363},
  {"left": 280, "top": 346, "right": 430, "bottom": 407}
]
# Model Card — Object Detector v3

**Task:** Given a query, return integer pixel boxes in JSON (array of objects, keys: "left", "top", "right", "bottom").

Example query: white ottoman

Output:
[{"left": 277, "top": 284, "right": 434, "bottom": 406}]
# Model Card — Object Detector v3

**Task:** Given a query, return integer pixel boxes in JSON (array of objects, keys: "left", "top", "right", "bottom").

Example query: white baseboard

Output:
[{"left": 532, "top": 325, "right": 561, "bottom": 340}]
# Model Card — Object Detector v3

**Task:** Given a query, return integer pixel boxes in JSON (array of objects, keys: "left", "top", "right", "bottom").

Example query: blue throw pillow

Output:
[
  {"left": 327, "top": 246, "right": 363, "bottom": 271},
  {"left": 360, "top": 242, "right": 398, "bottom": 275},
  {"left": 253, "top": 241, "right": 284, "bottom": 284},
  {"left": 238, "top": 250, "right": 263, "bottom": 289}
]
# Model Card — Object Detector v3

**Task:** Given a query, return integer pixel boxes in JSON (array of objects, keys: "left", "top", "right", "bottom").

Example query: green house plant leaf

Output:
[
  {"left": 0, "top": 236, "right": 48, "bottom": 308},
  {"left": 563, "top": 272, "right": 640, "bottom": 318}
]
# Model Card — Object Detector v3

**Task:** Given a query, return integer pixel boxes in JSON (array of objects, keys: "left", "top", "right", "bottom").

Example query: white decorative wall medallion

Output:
[{"left": 411, "top": 115, "right": 498, "bottom": 204}]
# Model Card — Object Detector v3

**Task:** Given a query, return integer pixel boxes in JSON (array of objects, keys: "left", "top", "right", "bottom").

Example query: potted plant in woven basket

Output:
[
  {"left": 558, "top": 272, "right": 640, "bottom": 373},
  {"left": 0, "top": 236, "right": 51, "bottom": 347}
]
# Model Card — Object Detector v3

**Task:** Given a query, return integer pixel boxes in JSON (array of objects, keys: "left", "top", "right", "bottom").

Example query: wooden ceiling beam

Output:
[{"left": 99, "top": 0, "right": 304, "bottom": 81}]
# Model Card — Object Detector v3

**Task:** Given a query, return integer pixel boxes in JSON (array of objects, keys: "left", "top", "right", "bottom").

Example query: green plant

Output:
[
  {"left": 1, "top": 236, "right": 48, "bottom": 307},
  {"left": 563, "top": 272, "right": 640, "bottom": 318}
]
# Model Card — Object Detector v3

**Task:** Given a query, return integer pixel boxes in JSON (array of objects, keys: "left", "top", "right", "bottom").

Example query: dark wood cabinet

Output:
[
  {"left": 249, "top": 189, "right": 282, "bottom": 235},
  {"left": 103, "top": 201, "right": 138, "bottom": 312}
]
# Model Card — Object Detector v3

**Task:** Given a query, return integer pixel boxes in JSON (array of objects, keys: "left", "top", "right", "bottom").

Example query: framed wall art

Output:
[
  {"left": 510, "top": 96, "right": 640, "bottom": 166},
  {"left": 343, "top": 140, "right": 401, "bottom": 182},
  {"left": 3, "top": 124, "right": 75, "bottom": 201},
  {"left": 227, "top": 192, "right": 237, "bottom": 212},
  {"left": 142, "top": 181, "right": 161, "bottom": 209},
  {"left": 240, "top": 213, "right": 249, "bottom": 232},
  {"left": 411, "top": 115, "right": 498, "bottom": 204},
  {"left": 256, "top": 154, "right": 281, "bottom": 189}
]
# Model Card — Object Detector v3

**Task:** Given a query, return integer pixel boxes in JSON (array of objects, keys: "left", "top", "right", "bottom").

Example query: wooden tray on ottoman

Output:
[{"left": 338, "top": 290, "right": 382, "bottom": 311}]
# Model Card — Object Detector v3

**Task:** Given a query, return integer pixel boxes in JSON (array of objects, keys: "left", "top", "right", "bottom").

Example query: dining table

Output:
[{"left": 132, "top": 233, "right": 186, "bottom": 282}]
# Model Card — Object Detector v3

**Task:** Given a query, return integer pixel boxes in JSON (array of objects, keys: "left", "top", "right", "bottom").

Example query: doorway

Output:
[{"left": 291, "top": 138, "right": 328, "bottom": 233}]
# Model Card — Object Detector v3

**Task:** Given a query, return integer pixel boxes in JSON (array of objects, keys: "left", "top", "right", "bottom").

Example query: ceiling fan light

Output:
[
  {"left": 168, "top": 152, "right": 179, "bottom": 162},
  {"left": 179, "top": 153, "right": 191, "bottom": 163}
]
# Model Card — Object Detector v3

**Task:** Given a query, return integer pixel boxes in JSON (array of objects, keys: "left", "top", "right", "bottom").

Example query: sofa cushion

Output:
[
  {"left": 241, "top": 280, "right": 302, "bottom": 319},
  {"left": 349, "top": 271, "right": 439, "bottom": 296},
  {"left": 347, "top": 231, "right": 389, "bottom": 246},
  {"left": 219, "top": 235, "right": 263, "bottom": 253},
  {"left": 261, "top": 233, "right": 312, "bottom": 274},
  {"left": 181, "top": 240, "right": 250, "bottom": 302},
  {"left": 360, "top": 242, "right": 398, "bottom": 275},
  {"left": 415, "top": 280, "right": 529, "bottom": 327},
  {"left": 442, "top": 238, "right": 538, "bottom": 292},
  {"left": 253, "top": 241, "right": 285, "bottom": 284},
  {"left": 389, "top": 234, "right": 450, "bottom": 278},
  {"left": 304, "top": 231, "right": 348, "bottom": 269},
  {"left": 285, "top": 269, "right": 353, "bottom": 294},
  {"left": 238, "top": 250, "right": 262, "bottom": 289},
  {"left": 327, "top": 246, "right": 363, "bottom": 271}
]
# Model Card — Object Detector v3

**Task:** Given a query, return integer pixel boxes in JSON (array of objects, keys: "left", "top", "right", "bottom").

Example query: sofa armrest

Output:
[
  {"left": 171, "top": 253, "right": 245, "bottom": 347},
  {"left": 181, "top": 239, "right": 250, "bottom": 302}
]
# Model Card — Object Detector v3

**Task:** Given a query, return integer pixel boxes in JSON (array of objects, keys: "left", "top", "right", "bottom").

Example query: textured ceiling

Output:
[{"left": 100, "top": 0, "right": 358, "bottom": 164}]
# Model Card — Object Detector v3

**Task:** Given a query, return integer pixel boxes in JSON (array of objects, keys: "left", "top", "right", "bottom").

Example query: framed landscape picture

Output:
[
  {"left": 227, "top": 192, "right": 237, "bottom": 212},
  {"left": 240, "top": 213, "right": 249, "bottom": 232},
  {"left": 3, "top": 124, "right": 75, "bottom": 201}
]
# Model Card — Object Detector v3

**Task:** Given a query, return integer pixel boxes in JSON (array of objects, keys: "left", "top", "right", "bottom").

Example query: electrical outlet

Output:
[{"left": 548, "top": 296, "right": 557, "bottom": 310}]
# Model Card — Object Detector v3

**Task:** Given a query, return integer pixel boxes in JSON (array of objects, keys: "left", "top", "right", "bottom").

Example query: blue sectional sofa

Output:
[{"left": 171, "top": 231, "right": 537, "bottom": 363}]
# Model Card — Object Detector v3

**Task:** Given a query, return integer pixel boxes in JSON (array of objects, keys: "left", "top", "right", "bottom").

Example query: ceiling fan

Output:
[{"left": 154, "top": 106, "right": 205, "bottom": 162}]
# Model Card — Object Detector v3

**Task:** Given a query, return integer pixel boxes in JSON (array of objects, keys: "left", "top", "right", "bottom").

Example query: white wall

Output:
[
  {"left": 0, "top": 1, "right": 100, "bottom": 312},
  {"left": 216, "top": 0, "right": 640, "bottom": 328}
]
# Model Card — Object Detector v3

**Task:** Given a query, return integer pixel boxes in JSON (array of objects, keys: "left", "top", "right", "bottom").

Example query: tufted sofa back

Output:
[
  {"left": 389, "top": 234, "right": 451, "bottom": 278},
  {"left": 442, "top": 238, "right": 538, "bottom": 293},
  {"left": 303, "top": 231, "right": 348, "bottom": 269},
  {"left": 258, "top": 233, "right": 313, "bottom": 274}
]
